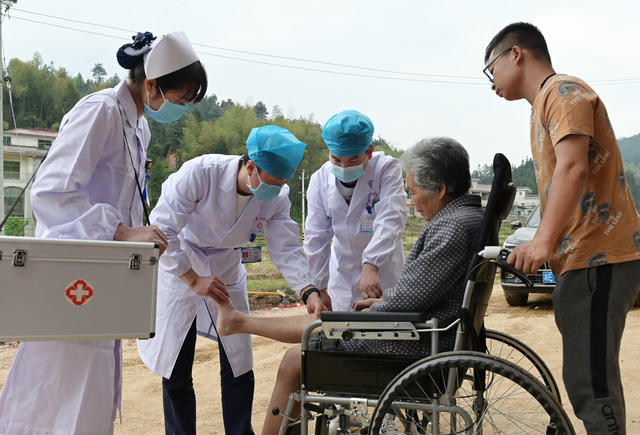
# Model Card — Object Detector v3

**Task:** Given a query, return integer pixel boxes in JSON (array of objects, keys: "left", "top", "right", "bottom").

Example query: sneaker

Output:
[{"left": 379, "top": 413, "right": 403, "bottom": 435}]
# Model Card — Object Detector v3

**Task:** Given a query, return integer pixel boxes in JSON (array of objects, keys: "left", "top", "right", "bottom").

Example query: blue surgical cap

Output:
[
  {"left": 246, "top": 125, "right": 307, "bottom": 180},
  {"left": 321, "top": 110, "right": 374, "bottom": 157}
]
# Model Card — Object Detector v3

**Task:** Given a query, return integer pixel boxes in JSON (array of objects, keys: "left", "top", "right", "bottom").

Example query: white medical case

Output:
[{"left": 0, "top": 236, "right": 158, "bottom": 341}]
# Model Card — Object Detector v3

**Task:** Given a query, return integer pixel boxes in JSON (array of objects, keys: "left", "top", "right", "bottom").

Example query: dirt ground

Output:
[{"left": 2, "top": 284, "right": 640, "bottom": 434}]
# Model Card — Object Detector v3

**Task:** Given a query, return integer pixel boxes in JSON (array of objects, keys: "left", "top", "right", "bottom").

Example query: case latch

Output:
[
  {"left": 129, "top": 254, "right": 141, "bottom": 271},
  {"left": 12, "top": 249, "right": 27, "bottom": 267}
]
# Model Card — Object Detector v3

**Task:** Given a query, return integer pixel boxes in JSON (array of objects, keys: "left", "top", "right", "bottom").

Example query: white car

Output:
[{"left": 500, "top": 205, "right": 556, "bottom": 306}]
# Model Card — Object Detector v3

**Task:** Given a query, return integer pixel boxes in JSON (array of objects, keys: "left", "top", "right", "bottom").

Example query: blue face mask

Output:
[
  {"left": 330, "top": 163, "right": 365, "bottom": 183},
  {"left": 144, "top": 87, "right": 190, "bottom": 123},
  {"left": 247, "top": 171, "right": 282, "bottom": 201}
]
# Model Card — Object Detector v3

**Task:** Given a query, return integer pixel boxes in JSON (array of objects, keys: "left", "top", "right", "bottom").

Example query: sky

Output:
[{"left": 1, "top": 0, "right": 639, "bottom": 169}]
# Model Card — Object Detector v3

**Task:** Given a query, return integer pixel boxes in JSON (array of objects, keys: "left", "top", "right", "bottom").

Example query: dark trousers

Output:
[
  {"left": 162, "top": 319, "right": 256, "bottom": 435},
  {"left": 554, "top": 260, "right": 640, "bottom": 434}
]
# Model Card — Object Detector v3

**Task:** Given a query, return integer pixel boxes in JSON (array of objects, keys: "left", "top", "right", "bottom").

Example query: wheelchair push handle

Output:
[{"left": 478, "top": 246, "right": 534, "bottom": 288}]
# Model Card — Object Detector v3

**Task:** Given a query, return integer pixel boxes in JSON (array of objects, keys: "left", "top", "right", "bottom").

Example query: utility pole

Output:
[
  {"left": 300, "top": 168, "right": 307, "bottom": 234},
  {"left": 0, "top": 0, "right": 14, "bottom": 234},
  {"left": 0, "top": 1, "right": 15, "bottom": 235}
]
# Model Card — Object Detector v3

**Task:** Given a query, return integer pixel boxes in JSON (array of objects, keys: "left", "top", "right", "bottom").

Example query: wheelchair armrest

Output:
[{"left": 320, "top": 311, "right": 428, "bottom": 323}]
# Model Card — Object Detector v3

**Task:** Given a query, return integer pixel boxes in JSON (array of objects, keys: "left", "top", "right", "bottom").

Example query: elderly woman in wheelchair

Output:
[{"left": 217, "top": 137, "right": 574, "bottom": 434}]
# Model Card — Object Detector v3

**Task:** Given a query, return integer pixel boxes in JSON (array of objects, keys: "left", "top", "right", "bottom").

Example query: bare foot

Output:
[{"left": 216, "top": 301, "right": 246, "bottom": 336}]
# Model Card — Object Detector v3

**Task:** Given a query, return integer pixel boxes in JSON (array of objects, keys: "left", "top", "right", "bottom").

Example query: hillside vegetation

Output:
[{"left": 4, "top": 54, "right": 639, "bottom": 217}]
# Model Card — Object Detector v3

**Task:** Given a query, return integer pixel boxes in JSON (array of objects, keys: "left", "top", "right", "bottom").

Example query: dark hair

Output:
[
  {"left": 485, "top": 22, "right": 552, "bottom": 66},
  {"left": 156, "top": 61, "right": 207, "bottom": 103},
  {"left": 400, "top": 137, "right": 470, "bottom": 199},
  {"left": 241, "top": 154, "right": 262, "bottom": 173},
  {"left": 117, "top": 32, "right": 208, "bottom": 103}
]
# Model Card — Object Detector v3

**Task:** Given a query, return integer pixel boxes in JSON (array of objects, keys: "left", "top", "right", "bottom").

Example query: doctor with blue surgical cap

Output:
[
  {"left": 137, "top": 125, "right": 319, "bottom": 434},
  {"left": 303, "top": 110, "right": 407, "bottom": 313}
]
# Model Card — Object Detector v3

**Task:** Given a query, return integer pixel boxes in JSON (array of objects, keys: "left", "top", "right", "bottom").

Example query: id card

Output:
[
  {"left": 241, "top": 246, "right": 262, "bottom": 263},
  {"left": 360, "top": 215, "right": 374, "bottom": 233}
]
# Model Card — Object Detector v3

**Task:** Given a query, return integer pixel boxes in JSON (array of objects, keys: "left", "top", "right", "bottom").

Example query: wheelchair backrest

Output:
[{"left": 461, "top": 153, "right": 515, "bottom": 345}]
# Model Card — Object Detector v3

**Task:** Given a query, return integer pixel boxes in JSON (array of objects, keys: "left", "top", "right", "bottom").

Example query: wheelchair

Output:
[{"left": 276, "top": 154, "right": 574, "bottom": 434}]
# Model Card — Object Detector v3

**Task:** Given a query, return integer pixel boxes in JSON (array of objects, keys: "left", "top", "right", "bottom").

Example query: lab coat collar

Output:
[
  {"left": 115, "top": 81, "right": 141, "bottom": 129},
  {"left": 350, "top": 156, "right": 375, "bottom": 207},
  {"left": 213, "top": 156, "right": 260, "bottom": 231},
  {"left": 219, "top": 156, "right": 244, "bottom": 194}
]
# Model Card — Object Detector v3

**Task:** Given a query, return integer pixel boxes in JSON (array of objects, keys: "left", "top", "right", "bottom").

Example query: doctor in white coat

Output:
[
  {"left": 303, "top": 110, "right": 407, "bottom": 312},
  {"left": 0, "top": 32, "right": 207, "bottom": 434},
  {"left": 137, "top": 125, "right": 318, "bottom": 435}
]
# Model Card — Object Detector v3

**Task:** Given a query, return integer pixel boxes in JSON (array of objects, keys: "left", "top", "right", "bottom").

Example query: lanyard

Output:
[{"left": 115, "top": 102, "right": 151, "bottom": 226}]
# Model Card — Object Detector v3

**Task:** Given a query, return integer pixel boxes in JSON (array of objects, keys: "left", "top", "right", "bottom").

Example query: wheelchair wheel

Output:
[
  {"left": 370, "top": 351, "right": 574, "bottom": 434},
  {"left": 484, "top": 329, "right": 562, "bottom": 403}
]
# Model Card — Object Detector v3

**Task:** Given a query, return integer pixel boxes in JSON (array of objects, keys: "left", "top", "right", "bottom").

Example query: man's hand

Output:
[
  {"left": 359, "top": 263, "right": 382, "bottom": 299},
  {"left": 353, "top": 298, "right": 383, "bottom": 312},
  {"left": 509, "top": 134, "right": 588, "bottom": 275},
  {"left": 507, "top": 238, "right": 552, "bottom": 275},
  {"left": 305, "top": 289, "right": 331, "bottom": 315},
  {"left": 180, "top": 270, "right": 231, "bottom": 304},
  {"left": 114, "top": 223, "right": 168, "bottom": 255}
]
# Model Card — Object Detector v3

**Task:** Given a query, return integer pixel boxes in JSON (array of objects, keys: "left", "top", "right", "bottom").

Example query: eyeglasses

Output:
[{"left": 483, "top": 47, "right": 512, "bottom": 83}]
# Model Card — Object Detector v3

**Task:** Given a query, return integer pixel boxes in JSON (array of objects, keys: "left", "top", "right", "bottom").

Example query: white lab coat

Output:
[
  {"left": 0, "top": 81, "right": 148, "bottom": 435},
  {"left": 137, "top": 154, "right": 315, "bottom": 378},
  {"left": 304, "top": 152, "right": 407, "bottom": 311}
]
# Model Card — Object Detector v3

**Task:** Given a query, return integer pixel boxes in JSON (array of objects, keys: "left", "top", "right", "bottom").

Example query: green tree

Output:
[
  {"left": 512, "top": 158, "right": 538, "bottom": 194},
  {"left": 91, "top": 63, "right": 107, "bottom": 82},
  {"left": 626, "top": 171, "right": 640, "bottom": 212},
  {"left": 471, "top": 163, "right": 493, "bottom": 184},
  {"left": 372, "top": 137, "right": 403, "bottom": 158},
  {"left": 74, "top": 73, "right": 87, "bottom": 94},
  {"left": 253, "top": 101, "right": 268, "bottom": 119},
  {"left": 4, "top": 217, "right": 27, "bottom": 237}
]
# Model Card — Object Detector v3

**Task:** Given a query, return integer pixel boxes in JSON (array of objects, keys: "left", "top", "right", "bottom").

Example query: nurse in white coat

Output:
[
  {"left": 137, "top": 125, "right": 318, "bottom": 435},
  {"left": 0, "top": 31, "right": 207, "bottom": 435},
  {"left": 303, "top": 110, "right": 407, "bottom": 312}
]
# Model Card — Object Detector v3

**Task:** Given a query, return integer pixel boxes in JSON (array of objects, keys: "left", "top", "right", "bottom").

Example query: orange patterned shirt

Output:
[{"left": 530, "top": 74, "right": 640, "bottom": 275}]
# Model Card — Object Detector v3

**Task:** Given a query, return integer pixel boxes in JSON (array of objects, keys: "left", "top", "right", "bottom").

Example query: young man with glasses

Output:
[{"left": 485, "top": 22, "right": 640, "bottom": 433}]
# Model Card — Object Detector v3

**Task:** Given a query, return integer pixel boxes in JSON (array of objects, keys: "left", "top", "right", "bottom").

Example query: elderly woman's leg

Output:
[
  {"left": 262, "top": 346, "right": 302, "bottom": 435},
  {"left": 216, "top": 301, "right": 318, "bottom": 343}
]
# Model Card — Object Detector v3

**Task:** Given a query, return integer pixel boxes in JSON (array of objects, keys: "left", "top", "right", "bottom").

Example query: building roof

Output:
[
  {"left": 470, "top": 184, "right": 492, "bottom": 192},
  {"left": 4, "top": 128, "right": 57, "bottom": 138}
]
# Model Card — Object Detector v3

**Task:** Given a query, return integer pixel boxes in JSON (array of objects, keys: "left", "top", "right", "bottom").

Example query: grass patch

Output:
[{"left": 246, "top": 279, "right": 291, "bottom": 292}]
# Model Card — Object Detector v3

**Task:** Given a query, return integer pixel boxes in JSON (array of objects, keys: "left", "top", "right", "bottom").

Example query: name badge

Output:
[
  {"left": 360, "top": 215, "right": 374, "bottom": 233},
  {"left": 241, "top": 246, "right": 262, "bottom": 263}
]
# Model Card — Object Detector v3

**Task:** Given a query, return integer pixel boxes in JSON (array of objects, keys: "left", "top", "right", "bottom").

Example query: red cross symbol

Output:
[{"left": 65, "top": 280, "right": 94, "bottom": 306}]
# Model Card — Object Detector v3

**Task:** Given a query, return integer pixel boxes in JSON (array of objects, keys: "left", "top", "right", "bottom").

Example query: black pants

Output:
[
  {"left": 554, "top": 260, "right": 640, "bottom": 434},
  {"left": 162, "top": 319, "right": 255, "bottom": 435}
]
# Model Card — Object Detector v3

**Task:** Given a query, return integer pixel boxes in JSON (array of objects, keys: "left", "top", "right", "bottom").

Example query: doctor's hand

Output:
[
  {"left": 180, "top": 270, "right": 231, "bottom": 304},
  {"left": 305, "top": 289, "right": 332, "bottom": 315},
  {"left": 359, "top": 263, "right": 383, "bottom": 299},
  {"left": 114, "top": 223, "right": 168, "bottom": 256},
  {"left": 353, "top": 298, "right": 383, "bottom": 312}
]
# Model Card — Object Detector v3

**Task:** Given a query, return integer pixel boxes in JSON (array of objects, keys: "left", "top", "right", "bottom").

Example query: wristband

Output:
[{"left": 301, "top": 287, "right": 320, "bottom": 305}]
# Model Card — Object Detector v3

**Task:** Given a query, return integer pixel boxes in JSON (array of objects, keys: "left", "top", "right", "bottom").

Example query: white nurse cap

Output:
[{"left": 144, "top": 31, "right": 199, "bottom": 79}]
